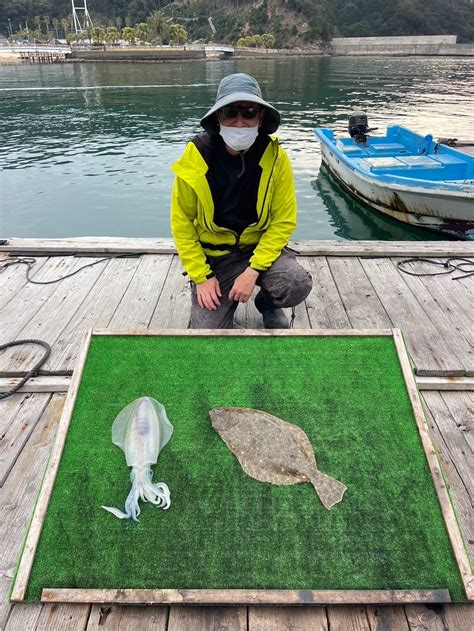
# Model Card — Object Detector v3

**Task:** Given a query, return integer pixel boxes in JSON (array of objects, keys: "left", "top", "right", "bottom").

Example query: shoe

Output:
[
  {"left": 260, "top": 308, "right": 289, "bottom": 329},
  {"left": 255, "top": 292, "right": 289, "bottom": 329}
]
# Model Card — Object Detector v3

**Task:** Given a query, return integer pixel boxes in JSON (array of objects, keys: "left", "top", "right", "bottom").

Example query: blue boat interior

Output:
[{"left": 315, "top": 126, "right": 474, "bottom": 187}]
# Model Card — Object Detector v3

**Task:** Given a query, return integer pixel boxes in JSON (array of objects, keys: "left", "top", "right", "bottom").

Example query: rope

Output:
[
  {"left": 0, "top": 253, "right": 141, "bottom": 285},
  {"left": 397, "top": 257, "right": 474, "bottom": 280},
  {"left": 289, "top": 307, "right": 296, "bottom": 329},
  {"left": 0, "top": 339, "right": 52, "bottom": 400}
]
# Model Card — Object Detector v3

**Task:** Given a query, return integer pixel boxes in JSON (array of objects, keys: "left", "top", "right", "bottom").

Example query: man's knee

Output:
[{"left": 260, "top": 264, "right": 312, "bottom": 308}]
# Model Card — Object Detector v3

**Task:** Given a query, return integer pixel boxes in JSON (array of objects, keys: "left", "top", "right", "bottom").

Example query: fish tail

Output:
[{"left": 310, "top": 470, "right": 347, "bottom": 510}]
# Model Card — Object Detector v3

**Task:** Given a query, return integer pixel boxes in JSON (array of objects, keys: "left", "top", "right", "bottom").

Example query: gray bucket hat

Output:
[{"left": 200, "top": 73, "right": 281, "bottom": 136}]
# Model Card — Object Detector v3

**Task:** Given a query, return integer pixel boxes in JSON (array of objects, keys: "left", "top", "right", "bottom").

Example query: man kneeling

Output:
[{"left": 170, "top": 73, "right": 312, "bottom": 329}]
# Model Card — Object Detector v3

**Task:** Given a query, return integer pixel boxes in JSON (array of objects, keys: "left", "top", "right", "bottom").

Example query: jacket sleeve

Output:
[
  {"left": 249, "top": 146, "right": 297, "bottom": 272},
  {"left": 170, "top": 175, "right": 212, "bottom": 284}
]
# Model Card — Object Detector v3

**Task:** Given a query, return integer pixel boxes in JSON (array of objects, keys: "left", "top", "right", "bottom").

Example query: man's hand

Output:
[
  {"left": 229, "top": 267, "right": 259, "bottom": 303},
  {"left": 196, "top": 276, "right": 222, "bottom": 310}
]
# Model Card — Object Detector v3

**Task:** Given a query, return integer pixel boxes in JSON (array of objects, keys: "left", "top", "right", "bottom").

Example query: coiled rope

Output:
[
  {"left": 0, "top": 339, "right": 51, "bottom": 400},
  {"left": 397, "top": 257, "right": 474, "bottom": 280}
]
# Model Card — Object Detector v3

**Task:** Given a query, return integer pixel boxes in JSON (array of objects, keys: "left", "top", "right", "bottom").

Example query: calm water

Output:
[{"left": 0, "top": 57, "right": 473, "bottom": 240}]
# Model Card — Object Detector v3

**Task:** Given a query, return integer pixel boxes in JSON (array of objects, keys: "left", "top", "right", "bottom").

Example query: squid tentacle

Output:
[{"left": 102, "top": 466, "right": 170, "bottom": 520}]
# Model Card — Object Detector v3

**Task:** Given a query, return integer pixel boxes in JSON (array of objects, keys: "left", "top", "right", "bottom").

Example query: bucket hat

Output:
[{"left": 200, "top": 73, "right": 280, "bottom": 136}]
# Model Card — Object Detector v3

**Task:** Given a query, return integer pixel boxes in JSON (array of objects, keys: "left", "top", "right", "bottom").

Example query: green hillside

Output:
[{"left": 1, "top": 0, "right": 473, "bottom": 45}]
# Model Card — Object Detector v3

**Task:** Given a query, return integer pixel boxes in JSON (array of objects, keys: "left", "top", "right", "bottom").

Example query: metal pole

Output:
[{"left": 7, "top": 18, "right": 13, "bottom": 37}]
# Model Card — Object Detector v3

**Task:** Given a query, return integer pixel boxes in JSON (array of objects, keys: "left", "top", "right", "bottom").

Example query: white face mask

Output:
[{"left": 219, "top": 124, "right": 259, "bottom": 152}]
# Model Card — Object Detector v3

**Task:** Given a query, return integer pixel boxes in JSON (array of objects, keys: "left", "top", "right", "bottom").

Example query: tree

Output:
[
  {"left": 121, "top": 26, "right": 136, "bottom": 45},
  {"left": 261, "top": 33, "right": 276, "bottom": 48},
  {"left": 105, "top": 26, "right": 120, "bottom": 44},
  {"left": 135, "top": 22, "right": 149, "bottom": 44},
  {"left": 60, "top": 17, "right": 71, "bottom": 38},
  {"left": 169, "top": 23, "right": 188, "bottom": 45},
  {"left": 147, "top": 10, "right": 168, "bottom": 44},
  {"left": 90, "top": 26, "right": 106, "bottom": 45}
]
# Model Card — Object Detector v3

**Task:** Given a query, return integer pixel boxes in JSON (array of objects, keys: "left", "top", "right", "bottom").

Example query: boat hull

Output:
[{"left": 319, "top": 140, "right": 474, "bottom": 240}]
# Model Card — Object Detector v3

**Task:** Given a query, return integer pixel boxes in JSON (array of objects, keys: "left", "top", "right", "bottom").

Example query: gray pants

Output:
[{"left": 189, "top": 247, "right": 313, "bottom": 329}]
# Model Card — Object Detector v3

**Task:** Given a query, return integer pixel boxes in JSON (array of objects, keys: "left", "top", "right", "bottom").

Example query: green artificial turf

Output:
[{"left": 22, "top": 334, "right": 466, "bottom": 601}]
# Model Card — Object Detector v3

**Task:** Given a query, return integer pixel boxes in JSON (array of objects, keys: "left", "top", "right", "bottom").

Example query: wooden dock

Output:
[{"left": 0, "top": 238, "right": 473, "bottom": 630}]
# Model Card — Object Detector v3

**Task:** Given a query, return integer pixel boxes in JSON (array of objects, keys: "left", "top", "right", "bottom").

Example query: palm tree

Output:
[
  {"left": 169, "top": 24, "right": 188, "bottom": 45},
  {"left": 105, "top": 26, "right": 120, "bottom": 45},
  {"left": 121, "top": 27, "right": 136, "bottom": 45},
  {"left": 135, "top": 23, "right": 150, "bottom": 45},
  {"left": 147, "top": 11, "right": 168, "bottom": 44}
]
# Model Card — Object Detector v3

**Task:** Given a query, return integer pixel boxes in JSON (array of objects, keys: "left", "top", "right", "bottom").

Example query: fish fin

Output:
[
  {"left": 310, "top": 470, "right": 347, "bottom": 510},
  {"left": 101, "top": 505, "right": 130, "bottom": 519}
]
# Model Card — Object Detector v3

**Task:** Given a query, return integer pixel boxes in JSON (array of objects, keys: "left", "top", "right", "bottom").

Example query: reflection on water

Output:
[{"left": 0, "top": 57, "right": 472, "bottom": 239}]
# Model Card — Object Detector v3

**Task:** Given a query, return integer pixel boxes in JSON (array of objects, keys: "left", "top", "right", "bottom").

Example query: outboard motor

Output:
[{"left": 348, "top": 111, "right": 372, "bottom": 145}]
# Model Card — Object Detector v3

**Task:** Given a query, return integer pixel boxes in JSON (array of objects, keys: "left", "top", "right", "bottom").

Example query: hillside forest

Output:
[{"left": 1, "top": 0, "right": 473, "bottom": 47}]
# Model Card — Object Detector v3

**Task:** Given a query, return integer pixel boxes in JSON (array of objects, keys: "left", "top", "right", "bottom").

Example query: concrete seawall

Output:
[
  {"left": 330, "top": 35, "right": 474, "bottom": 56},
  {"left": 71, "top": 47, "right": 206, "bottom": 62}
]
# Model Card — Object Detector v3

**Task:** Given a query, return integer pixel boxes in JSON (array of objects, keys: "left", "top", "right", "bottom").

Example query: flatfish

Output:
[{"left": 209, "top": 407, "right": 346, "bottom": 509}]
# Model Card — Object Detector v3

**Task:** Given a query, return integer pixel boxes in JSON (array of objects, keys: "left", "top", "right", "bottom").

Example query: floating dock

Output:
[{"left": 0, "top": 238, "right": 472, "bottom": 629}]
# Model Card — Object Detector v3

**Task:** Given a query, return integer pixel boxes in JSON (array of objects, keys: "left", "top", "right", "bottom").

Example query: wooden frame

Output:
[{"left": 10, "top": 328, "right": 474, "bottom": 605}]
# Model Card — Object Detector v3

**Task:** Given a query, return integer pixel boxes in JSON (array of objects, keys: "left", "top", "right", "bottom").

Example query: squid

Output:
[{"left": 101, "top": 397, "right": 173, "bottom": 521}]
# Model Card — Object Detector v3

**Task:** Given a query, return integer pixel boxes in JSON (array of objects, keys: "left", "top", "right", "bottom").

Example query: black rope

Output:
[
  {"left": 0, "top": 339, "right": 52, "bottom": 400},
  {"left": 397, "top": 257, "right": 474, "bottom": 280},
  {"left": 0, "top": 253, "right": 141, "bottom": 285},
  {"left": 289, "top": 307, "right": 296, "bottom": 329}
]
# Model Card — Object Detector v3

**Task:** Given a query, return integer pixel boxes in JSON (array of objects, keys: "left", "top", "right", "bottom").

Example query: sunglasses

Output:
[{"left": 219, "top": 105, "right": 261, "bottom": 120}]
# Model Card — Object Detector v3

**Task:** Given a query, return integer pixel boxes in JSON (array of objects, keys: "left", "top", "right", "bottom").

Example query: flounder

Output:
[{"left": 209, "top": 407, "right": 346, "bottom": 509}]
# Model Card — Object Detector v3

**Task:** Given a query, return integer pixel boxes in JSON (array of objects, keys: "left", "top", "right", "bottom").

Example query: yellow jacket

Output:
[{"left": 170, "top": 136, "right": 297, "bottom": 284}]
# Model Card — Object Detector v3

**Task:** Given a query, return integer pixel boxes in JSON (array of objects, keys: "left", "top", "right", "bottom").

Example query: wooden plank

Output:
[
  {"left": 93, "top": 328, "right": 394, "bottom": 337},
  {"left": 149, "top": 255, "right": 191, "bottom": 329},
  {"left": 3, "top": 238, "right": 474, "bottom": 257},
  {"left": 0, "top": 237, "right": 177, "bottom": 255},
  {"left": 86, "top": 604, "right": 168, "bottom": 630},
  {"left": 249, "top": 606, "right": 328, "bottom": 630},
  {"left": 393, "top": 330, "right": 474, "bottom": 600},
  {"left": 405, "top": 605, "right": 474, "bottom": 631},
  {"left": 46, "top": 256, "right": 139, "bottom": 372},
  {"left": 34, "top": 604, "right": 90, "bottom": 630},
  {"left": 422, "top": 392, "right": 473, "bottom": 562},
  {"left": 441, "top": 391, "right": 474, "bottom": 452},
  {"left": 392, "top": 258, "right": 473, "bottom": 374},
  {"left": 0, "top": 257, "right": 83, "bottom": 347},
  {"left": 326, "top": 605, "right": 370, "bottom": 630},
  {"left": 360, "top": 258, "right": 463, "bottom": 376},
  {"left": 296, "top": 257, "right": 351, "bottom": 329},
  {"left": 1, "top": 257, "right": 108, "bottom": 373},
  {"left": 443, "top": 604, "right": 474, "bottom": 630},
  {"left": 41, "top": 588, "right": 451, "bottom": 605},
  {"left": 0, "top": 376, "right": 71, "bottom": 393},
  {"left": 365, "top": 606, "right": 410, "bottom": 630},
  {"left": 410, "top": 258, "right": 474, "bottom": 326},
  {"left": 0, "top": 394, "right": 65, "bottom": 630},
  {"left": 108, "top": 255, "right": 173, "bottom": 329},
  {"left": 0, "top": 256, "right": 49, "bottom": 311},
  {"left": 0, "top": 393, "right": 50, "bottom": 486},
  {"left": 327, "top": 257, "right": 392, "bottom": 329},
  {"left": 4, "top": 603, "right": 43, "bottom": 630},
  {"left": 10, "top": 332, "right": 92, "bottom": 602},
  {"left": 168, "top": 605, "right": 246, "bottom": 631},
  {"left": 416, "top": 376, "right": 474, "bottom": 391}
]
